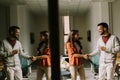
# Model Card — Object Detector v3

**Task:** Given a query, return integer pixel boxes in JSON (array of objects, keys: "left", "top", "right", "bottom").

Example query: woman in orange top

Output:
[
  {"left": 66, "top": 30, "right": 87, "bottom": 80},
  {"left": 33, "top": 31, "right": 51, "bottom": 80}
]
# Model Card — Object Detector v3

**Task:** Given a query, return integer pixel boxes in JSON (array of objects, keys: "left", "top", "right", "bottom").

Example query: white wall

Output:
[
  {"left": 112, "top": 0, "right": 120, "bottom": 39},
  {"left": 10, "top": 10, "right": 65, "bottom": 55},
  {"left": 0, "top": 6, "right": 9, "bottom": 41},
  {"left": 30, "top": 16, "right": 65, "bottom": 55},
  {"left": 59, "top": 16, "right": 64, "bottom": 54},
  {"left": 70, "top": 15, "right": 88, "bottom": 53},
  {"left": 10, "top": 5, "right": 35, "bottom": 56},
  {"left": 31, "top": 16, "right": 49, "bottom": 54},
  {"left": 10, "top": 5, "right": 18, "bottom": 26},
  {"left": 86, "top": 2, "right": 110, "bottom": 52},
  {"left": 31, "top": 1, "right": 111, "bottom": 54},
  {"left": 18, "top": 5, "right": 32, "bottom": 55},
  {"left": 8, "top": 1, "right": 115, "bottom": 56}
]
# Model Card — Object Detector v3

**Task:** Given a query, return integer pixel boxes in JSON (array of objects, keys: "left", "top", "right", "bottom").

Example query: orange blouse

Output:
[
  {"left": 37, "top": 45, "right": 51, "bottom": 67},
  {"left": 66, "top": 42, "right": 84, "bottom": 66}
]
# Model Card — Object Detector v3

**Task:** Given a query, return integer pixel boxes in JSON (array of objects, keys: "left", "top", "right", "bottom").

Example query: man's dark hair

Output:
[
  {"left": 97, "top": 22, "right": 108, "bottom": 31},
  {"left": 8, "top": 26, "right": 20, "bottom": 34}
]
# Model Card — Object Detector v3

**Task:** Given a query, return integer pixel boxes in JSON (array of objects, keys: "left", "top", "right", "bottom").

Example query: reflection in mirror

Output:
[
  {"left": 59, "top": 0, "right": 92, "bottom": 79},
  {"left": 0, "top": 0, "right": 117, "bottom": 80}
]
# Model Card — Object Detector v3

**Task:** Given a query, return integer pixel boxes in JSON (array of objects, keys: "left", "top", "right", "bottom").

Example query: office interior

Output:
[{"left": 0, "top": 0, "right": 120, "bottom": 80}]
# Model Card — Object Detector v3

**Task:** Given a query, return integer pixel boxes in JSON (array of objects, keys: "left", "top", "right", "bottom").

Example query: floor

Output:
[
  {"left": 23, "top": 64, "right": 120, "bottom": 80},
  {"left": 0, "top": 65, "right": 119, "bottom": 80},
  {"left": 23, "top": 68, "right": 96, "bottom": 80},
  {"left": 23, "top": 59, "right": 98, "bottom": 80},
  {"left": 1, "top": 57, "right": 120, "bottom": 80}
]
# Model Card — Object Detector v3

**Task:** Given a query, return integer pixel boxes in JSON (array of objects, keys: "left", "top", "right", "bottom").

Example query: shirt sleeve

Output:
[
  {"left": 106, "top": 36, "right": 120, "bottom": 53},
  {"left": 18, "top": 41, "right": 31, "bottom": 59},
  {"left": 89, "top": 40, "right": 100, "bottom": 56},
  {"left": 0, "top": 41, "right": 14, "bottom": 58},
  {"left": 66, "top": 42, "right": 74, "bottom": 56}
]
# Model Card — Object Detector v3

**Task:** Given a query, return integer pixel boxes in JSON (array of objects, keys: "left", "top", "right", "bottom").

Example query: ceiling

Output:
[{"left": 0, "top": 0, "right": 115, "bottom": 16}]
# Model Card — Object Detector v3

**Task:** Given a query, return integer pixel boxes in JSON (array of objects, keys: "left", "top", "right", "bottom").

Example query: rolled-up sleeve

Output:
[
  {"left": 0, "top": 41, "right": 14, "bottom": 58},
  {"left": 66, "top": 42, "right": 74, "bottom": 56},
  {"left": 18, "top": 42, "right": 31, "bottom": 59},
  {"left": 89, "top": 41, "right": 100, "bottom": 56}
]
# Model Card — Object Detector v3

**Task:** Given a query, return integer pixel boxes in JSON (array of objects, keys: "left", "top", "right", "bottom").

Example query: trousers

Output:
[
  {"left": 70, "top": 64, "right": 85, "bottom": 80},
  {"left": 37, "top": 66, "right": 51, "bottom": 80},
  {"left": 6, "top": 66, "right": 23, "bottom": 80}
]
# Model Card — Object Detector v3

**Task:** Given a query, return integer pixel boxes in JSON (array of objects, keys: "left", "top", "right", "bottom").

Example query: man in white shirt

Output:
[
  {"left": 0, "top": 26, "right": 34, "bottom": 80},
  {"left": 88, "top": 22, "right": 120, "bottom": 80}
]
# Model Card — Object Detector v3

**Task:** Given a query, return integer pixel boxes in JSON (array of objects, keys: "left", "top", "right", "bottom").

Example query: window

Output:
[{"left": 63, "top": 16, "right": 70, "bottom": 54}]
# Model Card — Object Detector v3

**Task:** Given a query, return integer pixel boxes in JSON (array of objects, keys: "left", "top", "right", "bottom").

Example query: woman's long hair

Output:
[
  {"left": 67, "top": 30, "right": 78, "bottom": 43},
  {"left": 37, "top": 31, "right": 49, "bottom": 55},
  {"left": 66, "top": 30, "right": 82, "bottom": 53}
]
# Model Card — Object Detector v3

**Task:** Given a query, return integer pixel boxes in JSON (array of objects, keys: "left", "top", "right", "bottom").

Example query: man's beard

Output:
[
  {"left": 12, "top": 35, "right": 19, "bottom": 40},
  {"left": 100, "top": 31, "right": 105, "bottom": 35}
]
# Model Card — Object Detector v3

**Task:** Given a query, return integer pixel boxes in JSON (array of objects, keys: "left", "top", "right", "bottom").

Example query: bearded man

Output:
[{"left": 88, "top": 22, "right": 120, "bottom": 80}]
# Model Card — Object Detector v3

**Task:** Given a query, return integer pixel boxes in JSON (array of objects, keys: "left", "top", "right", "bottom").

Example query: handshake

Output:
[
  {"left": 83, "top": 54, "right": 89, "bottom": 59},
  {"left": 30, "top": 56, "right": 37, "bottom": 61},
  {"left": 29, "top": 54, "right": 90, "bottom": 61},
  {"left": 30, "top": 55, "right": 49, "bottom": 61}
]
